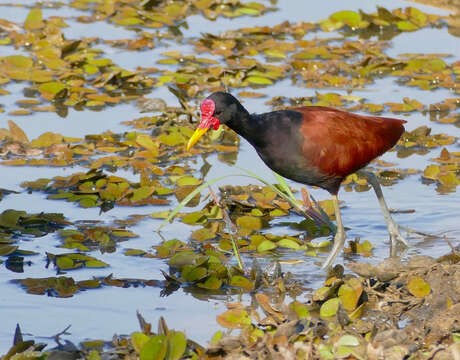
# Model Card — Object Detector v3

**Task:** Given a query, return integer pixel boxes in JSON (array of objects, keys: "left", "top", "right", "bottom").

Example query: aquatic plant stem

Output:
[{"left": 209, "top": 187, "right": 245, "bottom": 272}]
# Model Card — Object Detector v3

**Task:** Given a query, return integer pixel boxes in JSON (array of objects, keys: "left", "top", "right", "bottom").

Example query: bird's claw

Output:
[{"left": 388, "top": 221, "right": 409, "bottom": 247}]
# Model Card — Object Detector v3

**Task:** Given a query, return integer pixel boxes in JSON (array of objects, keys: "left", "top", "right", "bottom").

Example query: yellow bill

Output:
[{"left": 186, "top": 127, "right": 209, "bottom": 151}]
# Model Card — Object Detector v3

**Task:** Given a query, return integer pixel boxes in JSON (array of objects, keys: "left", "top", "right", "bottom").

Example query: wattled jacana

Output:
[{"left": 187, "top": 92, "right": 408, "bottom": 268}]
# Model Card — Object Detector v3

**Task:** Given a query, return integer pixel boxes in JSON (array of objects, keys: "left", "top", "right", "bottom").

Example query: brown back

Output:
[{"left": 297, "top": 106, "right": 406, "bottom": 178}]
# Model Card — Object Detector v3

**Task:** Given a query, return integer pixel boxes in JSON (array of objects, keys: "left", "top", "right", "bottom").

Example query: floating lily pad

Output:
[{"left": 216, "top": 309, "right": 252, "bottom": 329}]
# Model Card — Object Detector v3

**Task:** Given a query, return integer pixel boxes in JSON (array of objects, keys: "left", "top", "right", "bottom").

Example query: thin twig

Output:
[
  {"left": 442, "top": 235, "right": 459, "bottom": 255},
  {"left": 208, "top": 187, "right": 246, "bottom": 272},
  {"left": 399, "top": 225, "right": 438, "bottom": 238},
  {"left": 52, "top": 325, "right": 72, "bottom": 346}
]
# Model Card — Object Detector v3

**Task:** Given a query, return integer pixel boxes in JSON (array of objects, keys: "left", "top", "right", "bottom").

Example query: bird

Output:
[{"left": 187, "top": 92, "right": 408, "bottom": 268}]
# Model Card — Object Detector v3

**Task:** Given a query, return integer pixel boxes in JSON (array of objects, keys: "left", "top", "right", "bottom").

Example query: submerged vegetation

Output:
[{"left": 0, "top": 0, "right": 459, "bottom": 358}]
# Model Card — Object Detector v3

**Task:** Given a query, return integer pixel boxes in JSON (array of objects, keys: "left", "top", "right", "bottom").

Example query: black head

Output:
[
  {"left": 204, "top": 92, "right": 246, "bottom": 125},
  {"left": 187, "top": 92, "right": 250, "bottom": 150}
]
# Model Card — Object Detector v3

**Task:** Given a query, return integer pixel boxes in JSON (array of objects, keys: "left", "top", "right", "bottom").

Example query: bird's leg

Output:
[
  {"left": 322, "top": 194, "right": 346, "bottom": 269},
  {"left": 358, "top": 170, "right": 409, "bottom": 254}
]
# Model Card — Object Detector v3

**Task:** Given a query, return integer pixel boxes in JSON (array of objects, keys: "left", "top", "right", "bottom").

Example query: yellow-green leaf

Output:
[
  {"left": 320, "top": 297, "right": 340, "bottom": 318},
  {"left": 257, "top": 240, "right": 276, "bottom": 252},
  {"left": 24, "top": 8, "right": 44, "bottom": 31},
  {"left": 131, "top": 332, "right": 150, "bottom": 354},
  {"left": 236, "top": 216, "right": 264, "bottom": 230},
  {"left": 407, "top": 276, "right": 430, "bottom": 298},
  {"left": 277, "top": 238, "right": 300, "bottom": 250},
  {"left": 8, "top": 120, "right": 29, "bottom": 143},
  {"left": 246, "top": 76, "right": 273, "bottom": 85}
]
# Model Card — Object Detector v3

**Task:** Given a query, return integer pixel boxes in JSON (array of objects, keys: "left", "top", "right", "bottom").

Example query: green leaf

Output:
[
  {"left": 407, "top": 276, "right": 430, "bottom": 297},
  {"left": 150, "top": 211, "right": 171, "bottom": 219},
  {"left": 169, "top": 251, "right": 203, "bottom": 269},
  {"left": 158, "top": 168, "right": 316, "bottom": 232},
  {"left": 396, "top": 20, "right": 419, "bottom": 31},
  {"left": 38, "top": 82, "right": 67, "bottom": 96},
  {"left": 318, "top": 344, "right": 334, "bottom": 359},
  {"left": 79, "top": 197, "right": 98, "bottom": 208},
  {"left": 78, "top": 280, "right": 100, "bottom": 289},
  {"left": 216, "top": 309, "right": 251, "bottom": 329},
  {"left": 408, "top": 7, "right": 427, "bottom": 26},
  {"left": 250, "top": 208, "right": 264, "bottom": 216},
  {"left": 236, "top": 216, "right": 264, "bottom": 230},
  {"left": 124, "top": 249, "right": 146, "bottom": 256},
  {"left": 158, "top": 133, "right": 185, "bottom": 146},
  {"left": 335, "top": 346, "right": 354, "bottom": 358},
  {"left": 131, "top": 332, "right": 150, "bottom": 353},
  {"left": 269, "top": 209, "right": 287, "bottom": 217},
  {"left": 30, "top": 132, "right": 63, "bottom": 148},
  {"left": 181, "top": 212, "right": 206, "bottom": 225},
  {"left": 320, "top": 297, "right": 340, "bottom": 318},
  {"left": 112, "top": 230, "right": 137, "bottom": 238},
  {"left": 24, "top": 8, "right": 44, "bottom": 31},
  {"left": 136, "top": 134, "right": 158, "bottom": 152},
  {"left": 85, "top": 259, "right": 108, "bottom": 268},
  {"left": 56, "top": 256, "right": 75, "bottom": 270},
  {"left": 246, "top": 76, "right": 273, "bottom": 85},
  {"left": 117, "top": 17, "right": 143, "bottom": 26},
  {"left": 157, "top": 175, "right": 236, "bottom": 231},
  {"left": 338, "top": 278, "right": 362, "bottom": 312},
  {"left": 6, "top": 120, "right": 29, "bottom": 143},
  {"left": 191, "top": 228, "right": 216, "bottom": 242},
  {"left": 277, "top": 238, "right": 300, "bottom": 250},
  {"left": 5, "top": 55, "right": 33, "bottom": 69},
  {"left": 181, "top": 266, "right": 207, "bottom": 282},
  {"left": 0, "top": 209, "right": 26, "bottom": 228},
  {"left": 140, "top": 335, "right": 167, "bottom": 360},
  {"left": 229, "top": 275, "right": 253, "bottom": 290},
  {"left": 0, "top": 244, "right": 18, "bottom": 256},
  {"left": 132, "top": 186, "right": 155, "bottom": 202},
  {"left": 438, "top": 172, "right": 459, "bottom": 187},
  {"left": 210, "top": 331, "right": 223, "bottom": 345},
  {"left": 21, "top": 178, "right": 51, "bottom": 190},
  {"left": 329, "top": 10, "right": 361, "bottom": 27},
  {"left": 236, "top": 167, "right": 306, "bottom": 215},
  {"left": 257, "top": 240, "right": 276, "bottom": 252},
  {"left": 166, "top": 331, "right": 187, "bottom": 360},
  {"left": 336, "top": 335, "right": 360, "bottom": 347},
  {"left": 197, "top": 276, "right": 222, "bottom": 290},
  {"left": 289, "top": 301, "right": 310, "bottom": 319},
  {"left": 236, "top": 7, "right": 260, "bottom": 16},
  {"left": 176, "top": 175, "right": 201, "bottom": 186}
]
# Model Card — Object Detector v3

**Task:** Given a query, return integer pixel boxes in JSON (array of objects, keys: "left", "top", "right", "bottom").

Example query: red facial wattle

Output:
[
  {"left": 199, "top": 99, "right": 220, "bottom": 130},
  {"left": 186, "top": 99, "right": 221, "bottom": 151}
]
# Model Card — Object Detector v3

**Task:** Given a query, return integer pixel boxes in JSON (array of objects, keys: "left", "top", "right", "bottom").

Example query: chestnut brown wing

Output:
[{"left": 297, "top": 106, "right": 406, "bottom": 178}]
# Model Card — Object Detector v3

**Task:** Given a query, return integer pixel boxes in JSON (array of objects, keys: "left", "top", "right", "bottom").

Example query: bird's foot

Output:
[
  {"left": 321, "top": 229, "right": 346, "bottom": 270},
  {"left": 387, "top": 220, "right": 409, "bottom": 247}
]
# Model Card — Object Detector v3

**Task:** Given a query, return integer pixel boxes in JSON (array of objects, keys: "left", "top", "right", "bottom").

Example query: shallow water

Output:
[{"left": 0, "top": 0, "right": 459, "bottom": 351}]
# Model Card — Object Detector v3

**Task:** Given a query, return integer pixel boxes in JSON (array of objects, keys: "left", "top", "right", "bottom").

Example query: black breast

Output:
[{"left": 236, "top": 110, "right": 341, "bottom": 193}]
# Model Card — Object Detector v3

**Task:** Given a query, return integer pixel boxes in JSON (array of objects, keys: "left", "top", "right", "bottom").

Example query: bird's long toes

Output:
[{"left": 390, "top": 229, "right": 409, "bottom": 247}]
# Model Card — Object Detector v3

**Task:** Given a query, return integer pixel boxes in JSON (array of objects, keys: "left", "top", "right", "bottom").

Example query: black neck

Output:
[{"left": 225, "top": 106, "right": 268, "bottom": 148}]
